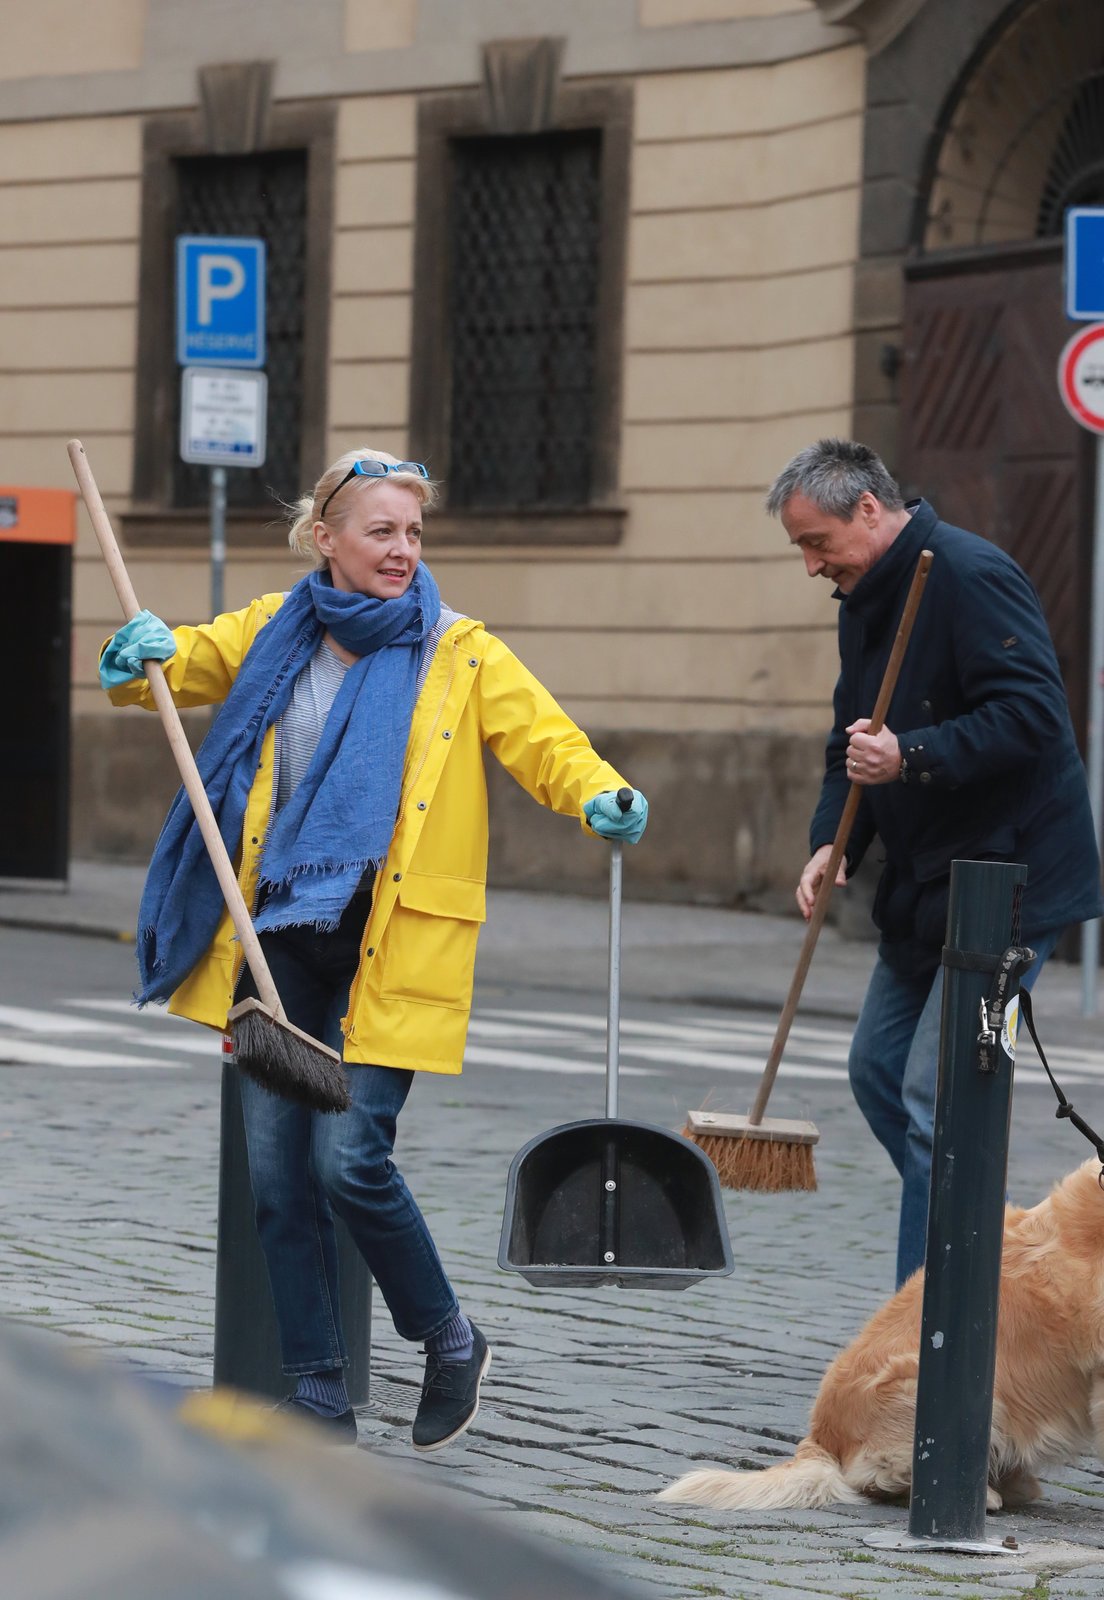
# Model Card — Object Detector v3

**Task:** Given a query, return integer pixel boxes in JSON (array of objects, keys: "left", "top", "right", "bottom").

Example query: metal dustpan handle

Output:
[{"left": 605, "top": 788, "right": 634, "bottom": 1119}]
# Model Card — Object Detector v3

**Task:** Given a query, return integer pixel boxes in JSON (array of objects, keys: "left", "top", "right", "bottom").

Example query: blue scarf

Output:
[{"left": 135, "top": 563, "right": 441, "bottom": 1003}]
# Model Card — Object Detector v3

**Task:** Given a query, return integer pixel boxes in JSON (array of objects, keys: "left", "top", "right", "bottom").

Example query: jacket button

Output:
[
  {"left": 442, "top": 730, "right": 452, "bottom": 739},
  {"left": 921, "top": 700, "right": 932, "bottom": 714},
  {"left": 367, "top": 947, "right": 375, "bottom": 957},
  {"left": 251, "top": 836, "right": 258, "bottom": 844},
  {"left": 393, "top": 872, "right": 402, "bottom": 882},
  {"left": 417, "top": 801, "right": 427, "bottom": 810},
  {"left": 919, "top": 771, "right": 932, "bottom": 785},
  {"left": 468, "top": 657, "right": 477, "bottom": 667}
]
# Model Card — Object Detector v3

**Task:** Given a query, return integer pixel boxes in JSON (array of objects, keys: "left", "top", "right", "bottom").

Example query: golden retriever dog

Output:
[{"left": 659, "top": 1158, "right": 1104, "bottom": 1513}]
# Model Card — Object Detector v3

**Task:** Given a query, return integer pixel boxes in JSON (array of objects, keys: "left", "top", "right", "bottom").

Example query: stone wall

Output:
[{"left": 1, "top": 0, "right": 867, "bottom": 902}]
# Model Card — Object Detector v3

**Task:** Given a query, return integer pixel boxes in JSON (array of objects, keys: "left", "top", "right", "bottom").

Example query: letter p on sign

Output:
[{"left": 198, "top": 254, "right": 246, "bottom": 325}]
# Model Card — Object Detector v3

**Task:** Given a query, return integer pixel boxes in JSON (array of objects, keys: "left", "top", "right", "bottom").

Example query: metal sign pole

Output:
[
  {"left": 209, "top": 464, "right": 227, "bottom": 620},
  {"left": 1082, "top": 431, "right": 1104, "bottom": 1016},
  {"left": 866, "top": 860, "right": 1026, "bottom": 1557}
]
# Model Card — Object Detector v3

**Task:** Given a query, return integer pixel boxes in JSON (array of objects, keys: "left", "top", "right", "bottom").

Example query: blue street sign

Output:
[
  {"left": 1065, "top": 208, "right": 1104, "bottom": 321},
  {"left": 176, "top": 235, "right": 266, "bottom": 367}
]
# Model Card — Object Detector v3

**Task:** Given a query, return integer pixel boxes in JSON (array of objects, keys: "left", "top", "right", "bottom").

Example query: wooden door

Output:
[{"left": 898, "top": 241, "right": 1093, "bottom": 744}]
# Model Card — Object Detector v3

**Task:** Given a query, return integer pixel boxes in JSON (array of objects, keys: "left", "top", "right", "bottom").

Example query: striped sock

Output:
[
  {"left": 425, "top": 1311, "right": 473, "bottom": 1364},
  {"left": 294, "top": 1368, "right": 350, "bottom": 1416}
]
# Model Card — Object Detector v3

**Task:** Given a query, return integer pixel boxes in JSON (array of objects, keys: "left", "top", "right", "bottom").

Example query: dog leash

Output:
[
  {"left": 1017, "top": 987, "right": 1104, "bottom": 1181},
  {"left": 942, "top": 942, "right": 1104, "bottom": 1185}
]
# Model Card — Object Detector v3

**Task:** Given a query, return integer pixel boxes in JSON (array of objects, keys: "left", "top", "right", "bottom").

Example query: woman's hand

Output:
[
  {"left": 99, "top": 610, "right": 177, "bottom": 688},
  {"left": 584, "top": 789, "right": 649, "bottom": 844}
]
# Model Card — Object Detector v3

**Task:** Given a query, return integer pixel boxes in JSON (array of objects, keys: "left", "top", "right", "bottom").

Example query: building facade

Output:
[{"left": 1, "top": 0, "right": 1098, "bottom": 904}]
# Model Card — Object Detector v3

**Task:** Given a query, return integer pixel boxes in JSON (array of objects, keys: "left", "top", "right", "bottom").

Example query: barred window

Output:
[
  {"left": 127, "top": 90, "right": 332, "bottom": 546},
  {"left": 410, "top": 76, "right": 629, "bottom": 543},
  {"left": 172, "top": 151, "right": 307, "bottom": 511},
  {"left": 447, "top": 132, "right": 601, "bottom": 511}
]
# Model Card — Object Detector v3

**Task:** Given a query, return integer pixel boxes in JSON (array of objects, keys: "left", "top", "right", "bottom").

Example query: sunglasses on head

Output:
[{"left": 318, "top": 459, "right": 429, "bottom": 521}]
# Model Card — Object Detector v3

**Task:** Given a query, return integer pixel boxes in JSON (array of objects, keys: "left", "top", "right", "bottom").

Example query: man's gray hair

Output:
[{"left": 765, "top": 439, "right": 904, "bottom": 519}]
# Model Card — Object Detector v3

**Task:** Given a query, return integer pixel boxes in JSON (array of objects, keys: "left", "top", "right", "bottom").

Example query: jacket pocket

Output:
[
  {"left": 911, "top": 826, "right": 1019, "bottom": 885},
  {"left": 379, "top": 872, "right": 487, "bottom": 1011},
  {"left": 911, "top": 826, "right": 1021, "bottom": 948}
]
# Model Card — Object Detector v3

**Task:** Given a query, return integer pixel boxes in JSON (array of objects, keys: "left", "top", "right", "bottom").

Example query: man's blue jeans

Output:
[
  {"left": 848, "top": 930, "right": 1058, "bottom": 1290},
  {"left": 235, "top": 891, "right": 460, "bottom": 1375}
]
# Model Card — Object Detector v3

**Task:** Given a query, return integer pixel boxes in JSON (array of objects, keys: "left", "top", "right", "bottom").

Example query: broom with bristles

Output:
[
  {"left": 68, "top": 439, "right": 350, "bottom": 1115},
  {"left": 684, "top": 547, "right": 934, "bottom": 1192}
]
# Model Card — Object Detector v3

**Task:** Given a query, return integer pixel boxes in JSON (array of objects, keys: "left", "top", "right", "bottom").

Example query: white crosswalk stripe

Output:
[
  {"left": 0, "top": 1038, "right": 182, "bottom": 1070},
  {"left": 0, "top": 997, "right": 217, "bottom": 1071},
  {"left": 464, "top": 1044, "right": 653, "bottom": 1077},
  {"left": 1, "top": 994, "right": 1102, "bottom": 1091},
  {"left": 471, "top": 1007, "right": 1104, "bottom": 1089},
  {"left": 468, "top": 1009, "right": 852, "bottom": 1079}
]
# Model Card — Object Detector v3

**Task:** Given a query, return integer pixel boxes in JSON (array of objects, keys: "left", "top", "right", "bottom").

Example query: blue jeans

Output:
[
  {"left": 848, "top": 929, "right": 1058, "bottom": 1290},
  {"left": 235, "top": 889, "right": 460, "bottom": 1375}
]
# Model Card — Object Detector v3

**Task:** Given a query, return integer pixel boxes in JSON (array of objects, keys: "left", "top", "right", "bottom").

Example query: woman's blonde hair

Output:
[{"left": 287, "top": 447, "right": 439, "bottom": 567}]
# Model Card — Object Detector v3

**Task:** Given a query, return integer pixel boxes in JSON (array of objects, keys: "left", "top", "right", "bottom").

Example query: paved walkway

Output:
[{"left": 4, "top": 865, "right": 1104, "bottom": 1598}]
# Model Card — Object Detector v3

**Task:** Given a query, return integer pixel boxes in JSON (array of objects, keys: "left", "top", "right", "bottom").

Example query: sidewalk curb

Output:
[{"left": 0, "top": 915, "right": 135, "bottom": 945}]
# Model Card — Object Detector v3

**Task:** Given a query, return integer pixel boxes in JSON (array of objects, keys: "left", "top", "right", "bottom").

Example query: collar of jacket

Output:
[{"left": 835, "top": 497, "right": 937, "bottom": 624}]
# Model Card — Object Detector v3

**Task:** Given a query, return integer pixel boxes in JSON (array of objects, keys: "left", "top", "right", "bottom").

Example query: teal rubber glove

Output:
[
  {"left": 99, "top": 609, "right": 177, "bottom": 689},
  {"left": 584, "top": 787, "right": 649, "bottom": 845}
]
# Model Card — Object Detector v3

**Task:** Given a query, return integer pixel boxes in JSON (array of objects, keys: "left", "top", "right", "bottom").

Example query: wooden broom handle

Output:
[
  {"left": 747, "top": 547, "right": 934, "bottom": 1127},
  {"left": 68, "top": 439, "right": 285, "bottom": 1021}
]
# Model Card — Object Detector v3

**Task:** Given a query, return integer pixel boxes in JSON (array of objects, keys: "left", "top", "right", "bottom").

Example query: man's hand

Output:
[
  {"left": 845, "top": 718, "right": 902, "bottom": 785},
  {"left": 796, "top": 844, "right": 846, "bottom": 920}
]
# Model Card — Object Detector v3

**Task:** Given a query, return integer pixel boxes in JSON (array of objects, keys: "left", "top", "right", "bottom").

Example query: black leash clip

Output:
[
  {"left": 943, "top": 943, "right": 1036, "bottom": 1073},
  {"left": 941, "top": 944, "right": 1104, "bottom": 1182}
]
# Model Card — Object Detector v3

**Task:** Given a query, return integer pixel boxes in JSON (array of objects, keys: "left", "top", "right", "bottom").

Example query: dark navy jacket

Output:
[{"left": 809, "top": 499, "right": 1103, "bottom": 974}]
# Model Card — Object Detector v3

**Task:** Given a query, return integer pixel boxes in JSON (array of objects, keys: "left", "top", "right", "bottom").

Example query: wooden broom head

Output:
[
  {"left": 682, "top": 1111, "right": 819, "bottom": 1193},
  {"left": 228, "top": 998, "right": 350, "bottom": 1114}
]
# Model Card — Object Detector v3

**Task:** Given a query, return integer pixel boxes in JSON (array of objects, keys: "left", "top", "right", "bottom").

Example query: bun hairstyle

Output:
[{"left": 287, "top": 447, "right": 439, "bottom": 567}]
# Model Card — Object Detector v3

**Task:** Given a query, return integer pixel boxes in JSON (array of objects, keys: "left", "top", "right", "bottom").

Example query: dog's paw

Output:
[{"left": 996, "top": 1468, "right": 1042, "bottom": 1507}]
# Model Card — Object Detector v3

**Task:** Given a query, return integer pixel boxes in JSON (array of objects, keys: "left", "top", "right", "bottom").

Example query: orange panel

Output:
[{"left": 0, "top": 486, "right": 77, "bottom": 546}]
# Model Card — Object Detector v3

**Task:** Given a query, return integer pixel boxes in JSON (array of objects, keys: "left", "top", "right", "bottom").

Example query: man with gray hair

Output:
[{"left": 768, "top": 438, "right": 1101, "bottom": 1287}]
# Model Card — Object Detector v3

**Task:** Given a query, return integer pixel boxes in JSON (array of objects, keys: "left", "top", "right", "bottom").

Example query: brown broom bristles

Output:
[
  {"left": 682, "top": 1126, "right": 818, "bottom": 1193},
  {"left": 230, "top": 1000, "right": 351, "bottom": 1114}
]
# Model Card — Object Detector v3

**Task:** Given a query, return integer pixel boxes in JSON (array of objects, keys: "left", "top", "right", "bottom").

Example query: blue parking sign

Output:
[
  {"left": 1065, "top": 209, "right": 1104, "bottom": 321},
  {"left": 176, "top": 235, "right": 266, "bottom": 367}
]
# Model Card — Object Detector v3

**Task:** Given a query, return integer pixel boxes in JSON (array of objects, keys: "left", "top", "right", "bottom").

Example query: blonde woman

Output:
[{"left": 100, "top": 448, "right": 648, "bottom": 1451}]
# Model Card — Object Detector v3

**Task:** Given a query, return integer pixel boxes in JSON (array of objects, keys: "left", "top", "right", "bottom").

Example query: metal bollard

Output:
[
  {"left": 907, "top": 858, "right": 1028, "bottom": 1545},
  {"left": 212, "top": 1058, "right": 372, "bottom": 1403}
]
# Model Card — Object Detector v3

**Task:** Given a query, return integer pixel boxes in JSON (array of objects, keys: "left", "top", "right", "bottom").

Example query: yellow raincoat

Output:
[{"left": 108, "top": 593, "right": 628, "bottom": 1074}]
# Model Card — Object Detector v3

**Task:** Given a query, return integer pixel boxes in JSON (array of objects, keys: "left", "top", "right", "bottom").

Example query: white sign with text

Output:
[{"left": 180, "top": 367, "right": 268, "bottom": 467}]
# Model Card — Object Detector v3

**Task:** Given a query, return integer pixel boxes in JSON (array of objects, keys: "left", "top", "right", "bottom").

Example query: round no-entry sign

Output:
[{"left": 1058, "top": 322, "right": 1104, "bottom": 433}]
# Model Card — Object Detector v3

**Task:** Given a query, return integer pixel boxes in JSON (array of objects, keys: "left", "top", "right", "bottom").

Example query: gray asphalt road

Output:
[{"left": 4, "top": 925, "right": 1104, "bottom": 1599}]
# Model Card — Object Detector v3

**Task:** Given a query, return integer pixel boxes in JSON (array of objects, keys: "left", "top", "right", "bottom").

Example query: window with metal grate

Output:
[
  {"left": 447, "top": 132, "right": 601, "bottom": 511},
  {"left": 172, "top": 150, "right": 307, "bottom": 511}
]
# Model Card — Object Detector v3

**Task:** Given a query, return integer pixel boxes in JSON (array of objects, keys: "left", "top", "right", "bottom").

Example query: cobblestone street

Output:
[{"left": 4, "top": 893, "right": 1104, "bottom": 1597}]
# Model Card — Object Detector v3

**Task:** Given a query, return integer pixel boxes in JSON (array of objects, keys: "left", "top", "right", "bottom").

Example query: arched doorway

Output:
[{"left": 898, "top": 0, "right": 1104, "bottom": 743}]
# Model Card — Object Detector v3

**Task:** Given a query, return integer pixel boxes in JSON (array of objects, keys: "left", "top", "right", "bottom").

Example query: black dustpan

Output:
[{"left": 499, "top": 795, "right": 734, "bottom": 1290}]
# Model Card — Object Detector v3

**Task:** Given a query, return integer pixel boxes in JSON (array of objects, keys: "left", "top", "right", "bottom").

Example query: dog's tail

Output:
[{"left": 657, "top": 1439, "right": 864, "bottom": 1511}]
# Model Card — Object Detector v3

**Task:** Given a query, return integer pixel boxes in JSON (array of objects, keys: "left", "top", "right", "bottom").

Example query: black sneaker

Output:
[
  {"left": 412, "top": 1323, "right": 491, "bottom": 1453},
  {"left": 274, "top": 1396, "right": 359, "bottom": 1445}
]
